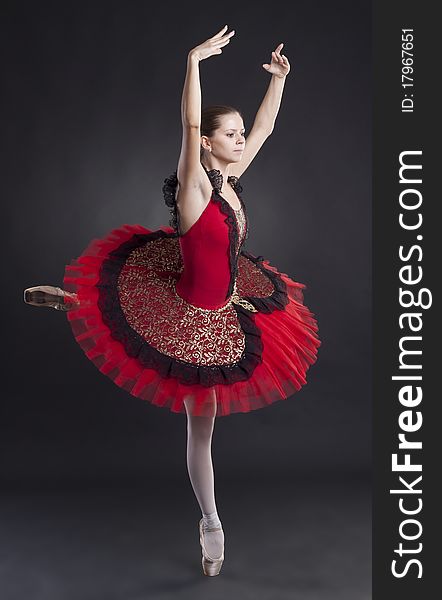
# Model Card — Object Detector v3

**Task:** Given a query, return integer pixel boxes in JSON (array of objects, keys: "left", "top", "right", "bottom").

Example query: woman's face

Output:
[{"left": 202, "top": 113, "right": 246, "bottom": 163}]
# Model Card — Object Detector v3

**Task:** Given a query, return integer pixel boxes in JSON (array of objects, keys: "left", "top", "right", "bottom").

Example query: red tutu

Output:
[{"left": 62, "top": 168, "right": 321, "bottom": 417}]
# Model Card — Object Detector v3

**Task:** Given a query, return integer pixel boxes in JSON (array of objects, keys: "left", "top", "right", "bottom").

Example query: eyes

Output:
[{"left": 227, "top": 132, "right": 246, "bottom": 138}]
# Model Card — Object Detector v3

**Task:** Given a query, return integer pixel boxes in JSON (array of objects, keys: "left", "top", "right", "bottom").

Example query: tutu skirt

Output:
[{"left": 62, "top": 223, "right": 321, "bottom": 417}]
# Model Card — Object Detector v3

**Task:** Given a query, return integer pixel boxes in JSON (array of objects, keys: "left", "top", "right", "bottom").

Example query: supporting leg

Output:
[{"left": 184, "top": 393, "right": 225, "bottom": 560}]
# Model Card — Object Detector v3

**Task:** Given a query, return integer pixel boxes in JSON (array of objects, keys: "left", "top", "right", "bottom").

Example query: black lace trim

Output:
[
  {"left": 201, "top": 166, "right": 248, "bottom": 300},
  {"left": 239, "top": 249, "right": 290, "bottom": 314},
  {"left": 209, "top": 193, "right": 237, "bottom": 300},
  {"left": 202, "top": 167, "right": 248, "bottom": 240},
  {"left": 227, "top": 174, "right": 249, "bottom": 241},
  {"left": 162, "top": 168, "right": 248, "bottom": 239},
  {"left": 97, "top": 229, "right": 263, "bottom": 387},
  {"left": 162, "top": 171, "right": 180, "bottom": 233}
]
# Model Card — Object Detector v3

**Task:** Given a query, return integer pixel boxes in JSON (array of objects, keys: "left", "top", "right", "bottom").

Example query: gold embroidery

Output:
[
  {"left": 125, "top": 237, "right": 183, "bottom": 273},
  {"left": 236, "top": 254, "right": 275, "bottom": 298},
  {"left": 117, "top": 260, "right": 246, "bottom": 366},
  {"left": 170, "top": 280, "right": 232, "bottom": 313},
  {"left": 231, "top": 280, "right": 258, "bottom": 312},
  {"left": 233, "top": 206, "right": 246, "bottom": 248}
]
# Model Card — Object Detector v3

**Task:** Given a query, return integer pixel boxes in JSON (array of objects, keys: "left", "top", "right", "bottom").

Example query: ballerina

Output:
[{"left": 24, "top": 25, "right": 320, "bottom": 576}]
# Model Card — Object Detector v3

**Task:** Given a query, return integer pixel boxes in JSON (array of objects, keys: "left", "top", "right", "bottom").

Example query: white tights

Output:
[{"left": 184, "top": 395, "right": 225, "bottom": 559}]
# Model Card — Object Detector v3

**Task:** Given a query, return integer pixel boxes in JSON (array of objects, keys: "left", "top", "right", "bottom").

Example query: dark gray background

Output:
[{"left": 1, "top": 1, "right": 371, "bottom": 598}]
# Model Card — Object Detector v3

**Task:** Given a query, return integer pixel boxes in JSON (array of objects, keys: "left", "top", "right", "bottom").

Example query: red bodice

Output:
[
  {"left": 176, "top": 192, "right": 245, "bottom": 309},
  {"left": 163, "top": 166, "right": 249, "bottom": 311}
]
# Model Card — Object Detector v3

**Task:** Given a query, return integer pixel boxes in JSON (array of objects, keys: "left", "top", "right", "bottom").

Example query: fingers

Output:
[
  {"left": 201, "top": 25, "right": 235, "bottom": 58},
  {"left": 220, "top": 29, "right": 235, "bottom": 42},
  {"left": 272, "top": 43, "right": 288, "bottom": 65},
  {"left": 212, "top": 25, "right": 235, "bottom": 40},
  {"left": 212, "top": 25, "right": 228, "bottom": 39},
  {"left": 212, "top": 29, "right": 235, "bottom": 48}
]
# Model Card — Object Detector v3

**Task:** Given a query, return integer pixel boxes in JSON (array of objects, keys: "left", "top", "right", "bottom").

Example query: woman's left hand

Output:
[{"left": 262, "top": 43, "right": 291, "bottom": 78}]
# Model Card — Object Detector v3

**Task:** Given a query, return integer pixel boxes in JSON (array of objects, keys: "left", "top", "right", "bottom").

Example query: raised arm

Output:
[
  {"left": 229, "top": 43, "right": 291, "bottom": 179},
  {"left": 177, "top": 26, "right": 235, "bottom": 188}
]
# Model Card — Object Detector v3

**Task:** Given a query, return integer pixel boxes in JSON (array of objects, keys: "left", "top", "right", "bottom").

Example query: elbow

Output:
[{"left": 182, "top": 121, "right": 200, "bottom": 130}]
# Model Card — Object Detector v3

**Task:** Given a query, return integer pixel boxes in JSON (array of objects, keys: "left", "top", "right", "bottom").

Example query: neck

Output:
[{"left": 201, "top": 160, "right": 232, "bottom": 182}]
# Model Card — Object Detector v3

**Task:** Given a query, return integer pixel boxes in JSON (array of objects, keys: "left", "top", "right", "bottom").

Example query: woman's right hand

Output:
[{"left": 189, "top": 25, "right": 235, "bottom": 61}]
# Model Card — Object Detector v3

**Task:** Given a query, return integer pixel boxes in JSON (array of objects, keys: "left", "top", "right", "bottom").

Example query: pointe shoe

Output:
[
  {"left": 23, "top": 285, "right": 79, "bottom": 312},
  {"left": 199, "top": 518, "right": 224, "bottom": 577}
]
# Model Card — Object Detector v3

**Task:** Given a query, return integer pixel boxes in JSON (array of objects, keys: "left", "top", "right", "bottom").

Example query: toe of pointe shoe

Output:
[
  {"left": 199, "top": 519, "right": 225, "bottom": 577},
  {"left": 23, "top": 286, "right": 79, "bottom": 311}
]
